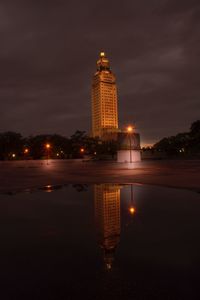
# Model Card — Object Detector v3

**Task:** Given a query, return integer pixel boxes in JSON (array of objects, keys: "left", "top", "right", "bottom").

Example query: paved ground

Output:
[{"left": 0, "top": 159, "right": 200, "bottom": 193}]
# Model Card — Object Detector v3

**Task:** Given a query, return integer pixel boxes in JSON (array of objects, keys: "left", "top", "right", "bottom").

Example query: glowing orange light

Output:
[
  {"left": 56, "top": 153, "right": 59, "bottom": 156},
  {"left": 46, "top": 143, "right": 51, "bottom": 149},
  {"left": 24, "top": 148, "right": 29, "bottom": 154},
  {"left": 127, "top": 126, "right": 133, "bottom": 133},
  {"left": 12, "top": 153, "right": 16, "bottom": 158},
  {"left": 129, "top": 207, "right": 135, "bottom": 215},
  {"left": 100, "top": 51, "right": 105, "bottom": 57},
  {"left": 45, "top": 185, "right": 53, "bottom": 192},
  {"left": 80, "top": 148, "right": 84, "bottom": 153}
]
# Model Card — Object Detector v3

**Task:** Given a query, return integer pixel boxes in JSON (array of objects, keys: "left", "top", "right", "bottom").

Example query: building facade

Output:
[{"left": 91, "top": 52, "right": 119, "bottom": 139}]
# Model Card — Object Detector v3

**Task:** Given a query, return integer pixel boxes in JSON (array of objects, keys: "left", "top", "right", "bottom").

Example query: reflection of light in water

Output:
[
  {"left": 94, "top": 184, "right": 121, "bottom": 270},
  {"left": 129, "top": 185, "right": 136, "bottom": 216},
  {"left": 42, "top": 160, "right": 55, "bottom": 170},
  {"left": 45, "top": 185, "right": 53, "bottom": 192},
  {"left": 41, "top": 184, "right": 63, "bottom": 192},
  {"left": 129, "top": 206, "right": 135, "bottom": 215},
  {"left": 94, "top": 184, "right": 139, "bottom": 269}
]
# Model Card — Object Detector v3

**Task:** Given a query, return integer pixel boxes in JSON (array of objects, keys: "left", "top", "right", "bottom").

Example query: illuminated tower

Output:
[
  {"left": 91, "top": 52, "right": 119, "bottom": 138},
  {"left": 94, "top": 184, "right": 121, "bottom": 270}
]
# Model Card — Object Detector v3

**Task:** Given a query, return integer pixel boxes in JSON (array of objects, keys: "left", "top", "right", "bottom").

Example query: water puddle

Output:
[{"left": 0, "top": 184, "right": 200, "bottom": 299}]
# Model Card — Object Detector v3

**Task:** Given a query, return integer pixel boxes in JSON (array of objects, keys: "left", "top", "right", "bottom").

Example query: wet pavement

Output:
[
  {"left": 0, "top": 183, "right": 200, "bottom": 299},
  {"left": 0, "top": 159, "right": 200, "bottom": 193}
]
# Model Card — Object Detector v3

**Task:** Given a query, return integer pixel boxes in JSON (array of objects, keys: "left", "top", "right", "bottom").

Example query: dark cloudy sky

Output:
[{"left": 0, "top": 0, "right": 200, "bottom": 145}]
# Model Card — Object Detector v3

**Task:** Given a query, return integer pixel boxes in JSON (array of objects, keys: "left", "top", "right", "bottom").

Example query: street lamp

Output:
[
  {"left": 24, "top": 148, "right": 29, "bottom": 161},
  {"left": 127, "top": 126, "right": 133, "bottom": 163},
  {"left": 45, "top": 143, "right": 51, "bottom": 165},
  {"left": 80, "top": 148, "right": 84, "bottom": 153},
  {"left": 129, "top": 207, "right": 135, "bottom": 215},
  {"left": 24, "top": 148, "right": 29, "bottom": 154}
]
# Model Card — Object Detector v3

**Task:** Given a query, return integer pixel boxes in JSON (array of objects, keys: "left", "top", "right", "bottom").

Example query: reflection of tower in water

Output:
[{"left": 94, "top": 184, "right": 121, "bottom": 270}]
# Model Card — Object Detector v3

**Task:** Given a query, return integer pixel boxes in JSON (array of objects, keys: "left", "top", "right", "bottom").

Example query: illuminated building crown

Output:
[{"left": 97, "top": 51, "right": 110, "bottom": 71}]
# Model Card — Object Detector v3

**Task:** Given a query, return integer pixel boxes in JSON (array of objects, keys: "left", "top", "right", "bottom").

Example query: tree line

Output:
[
  {"left": 153, "top": 120, "right": 200, "bottom": 156},
  {"left": 1, "top": 120, "right": 199, "bottom": 160},
  {"left": 0, "top": 130, "right": 117, "bottom": 160}
]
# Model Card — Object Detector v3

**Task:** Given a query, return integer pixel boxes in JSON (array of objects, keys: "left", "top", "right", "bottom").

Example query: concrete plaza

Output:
[{"left": 0, "top": 159, "right": 200, "bottom": 193}]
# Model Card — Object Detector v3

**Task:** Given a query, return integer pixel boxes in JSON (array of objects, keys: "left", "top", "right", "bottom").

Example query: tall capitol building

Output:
[
  {"left": 91, "top": 52, "right": 141, "bottom": 162},
  {"left": 91, "top": 52, "right": 119, "bottom": 138}
]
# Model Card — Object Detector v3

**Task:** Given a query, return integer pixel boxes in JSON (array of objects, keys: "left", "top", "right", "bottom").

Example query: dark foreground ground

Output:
[{"left": 0, "top": 159, "right": 200, "bottom": 193}]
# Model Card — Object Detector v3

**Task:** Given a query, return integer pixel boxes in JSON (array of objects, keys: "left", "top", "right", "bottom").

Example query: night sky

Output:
[{"left": 0, "top": 0, "right": 200, "bottom": 145}]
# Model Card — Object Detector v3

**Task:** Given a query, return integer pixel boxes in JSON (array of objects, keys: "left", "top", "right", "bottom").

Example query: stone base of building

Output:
[
  {"left": 100, "top": 129, "right": 120, "bottom": 141},
  {"left": 117, "top": 150, "right": 141, "bottom": 163}
]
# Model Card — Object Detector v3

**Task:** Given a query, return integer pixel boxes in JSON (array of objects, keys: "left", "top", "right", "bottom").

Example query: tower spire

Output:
[{"left": 97, "top": 51, "right": 110, "bottom": 71}]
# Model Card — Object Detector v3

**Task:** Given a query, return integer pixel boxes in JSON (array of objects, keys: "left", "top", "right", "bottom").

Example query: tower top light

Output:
[
  {"left": 97, "top": 51, "right": 110, "bottom": 72},
  {"left": 100, "top": 51, "right": 105, "bottom": 57}
]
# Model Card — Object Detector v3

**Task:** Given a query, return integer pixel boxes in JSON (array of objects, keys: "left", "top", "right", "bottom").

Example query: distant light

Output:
[
  {"left": 94, "top": 152, "right": 97, "bottom": 155},
  {"left": 80, "top": 148, "right": 84, "bottom": 153},
  {"left": 45, "top": 185, "right": 53, "bottom": 192},
  {"left": 127, "top": 126, "right": 133, "bottom": 133},
  {"left": 56, "top": 153, "right": 59, "bottom": 156},
  {"left": 100, "top": 51, "right": 105, "bottom": 57},
  {"left": 129, "top": 207, "right": 135, "bottom": 215},
  {"left": 46, "top": 143, "right": 51, "bottom": 149},
  {"left": 106, "top": 263, "right": 112, "bottom": 270},
  {"left": 12, "top": 153, "right": 16, "bottom": 158},
  {"left": 24, "top": 148, "right": 29, "bottom": 154}
]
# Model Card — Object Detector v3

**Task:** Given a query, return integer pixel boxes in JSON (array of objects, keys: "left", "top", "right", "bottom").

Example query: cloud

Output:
[{"left": 0, "top": 0, "right": 199, "bottom": 144}]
